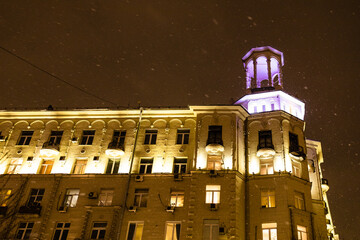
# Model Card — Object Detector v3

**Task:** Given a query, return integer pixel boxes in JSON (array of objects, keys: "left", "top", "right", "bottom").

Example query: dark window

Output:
[
  {"left": 106, "top": 159, "right": 120, "bottom": 174},
  {"left": 206, "top": 126, "right": 223, "bottom": 145},
  {"left": 176, "top": 129, "right": 190, "bottom": 144},
  {"left": 90, "top": 222, "right": 107, "bottom": 239},
  {"left": 258, "top": 131, "right": 273, "bottom": 149},
  {"left": 134, "top": 189, "right": 149, "bottom": 207},
  {"left": 80, "top": 130, "right": 95, "bottom": 145},
  {"left": 17, "top": 131, "right": 34, "bottom": 145},
  {"left": 48, "top": 131, "right": 63, "bottom": 145},
  {"left": 28, "top": 189, "right": 45, "bottom": 207},
  {"left": 174, "top": 158, "right": 187, "bottom": 174},
  {"left": 144, "top": 130, "right": 157, "bottom": 144},
  {"left": 112, "top": 130, "right": 126, "bottom": 145},
  {"left": 289, "top": 132, "right": 299, "bottom": 152},
  {"left": 139, "top": 159, "right": 153, "bottom": 174},
  {"left": 16, "top": 222, "right": 34, "bottom": 239},
  {"left": 53, "top": 222, "right": 70, "bottom": 240}
]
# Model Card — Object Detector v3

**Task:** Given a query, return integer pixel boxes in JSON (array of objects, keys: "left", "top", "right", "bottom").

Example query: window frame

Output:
[
  {"left": 205, "top": 185, "right": 221, "bottom": 204},
  {"left": 16, "top": 222, "right": 34, "bottom": 240},
  {"left": 262, "top": 223, "right": 277, "bottom": 240},
  {"left": 126, "top": 221, "right": 144, "bottom": 240},
  {"left": 27, "top": 188, "right": 45, "bottom": 207},
  {"left": 106, "top": 159, "right": 120, "bottom": 174},
  {"left": 207, "top": 155, "right": 222, "bottom": 170},
  {"left": 297, "top": 225, "right": 308, "bottom": 240},
  {"left": 294, "top": 192, "right": 305, "bottom": 210},
  {"left": 203, "top": 220, "right": 219, "bottom": 240},
  {"left": 48, "top": 131, "right": 63, "bottom": 145},
  {"left": 260, "top": 159, "right": 274, "bottom": 175},
  {"left": 206, "top": 125, "right": 223, "bottom": 146},
  {"left": 80, "top": 130, "right": 95, "bottom": 145},
  {"left": 173, "top": 158, "right": 187, "bottom": 174},
  {"left": 98, "top": 189, "right": 114, "bottom": 206},
  {"left": 90, "top": 222, "right": 107, "bottom": 239},
  {"left": 134, "top": 189, "right": 149, "bottom": 208},
  {"left": 17, "top": 131, "right": 34, "bottom": 146},
  {"left": 139, "top": 158, "right": 153, "bottom": 174},
  {"left": 7, "top": 158, "right": 23, "bottom": 174},
  {"left": 63, "top": 189, "right": 80, "bottom": 207},
  {"left": 72, "top": 159, "right": 87, "bottom": 174},
  {"left": 39, "top": 159, "right": 54, "bottom": 174},
  {"left": 176, "top": 129, "right": 190, "bottom": 145},
  {"left": 261, "top": 189, "right": 276, "bottom": 208},
  {"left": 258, "top": 130, "right": 273, "bottom": 149},
  {"left": 144, "top": 129, "right": 157, "bottom": 145},
  {"left": 165, "top": 221, "right": 181, "bottom": 240},
  {"left": 170, "top": 191, "right": 184, "bottom": 207},
  {"left": 52, "top": 222, "right": 70, "bottom": 240},
  {"left": 291, "top": 160, "right": 301, "bottom": 178}
]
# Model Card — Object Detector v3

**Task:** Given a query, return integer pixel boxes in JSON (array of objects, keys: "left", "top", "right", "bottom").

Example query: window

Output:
[
  {"left": 144, "top": 130, "right": 157, "bottom": 145},
  {"left": 27, "top": 189, "right": 45, "bottom": 207},
  {"left": 7, "top": 158, "right": 23, "bottom": 174},
  {"left": 134, "top": 189, "right": 149, "bottom": 207},
  {"left": 262, "top": 223, "right": 277, "bottom": 240},
  {"left": 176, "top": 129, "right": 190, "bottom": 144},
  {"left": 261, "top": 189, "right": 275, "bottom": 208},
  {"left": 297, "top": 225, "right": 308, "bottom": 240},
  {"left": 90, "top": 222, "right": 107, "bottom": 239},
  {"left": 39, "top": 160, "right": 54, "bottom": 174},
  {"left": 165, "top": 222, "right": 181, "bottom": 240},
  {"left": 17, "top": 131, "right": 34, "bottom": 145},
  {"left": 294, "top": 192, "right": 305, "bottom": 210},
  {"left": 48, "top": 131, "right": 63, "bottom": 145},
  {"left": 258, "top": 131, "right": 273, "bottom": 149},
  {"left": 206, "top": 126, "right": 223, "bottom": 145},
  {"left": 271, "top": 103, "right": 275, "bottom": 111},
  {"left": 260, "top": 159, "right": 274, "bottom": 175},
  {"left": 126, "top": 222, "right": 144, "bottom": 240},
  {"left": 292, "top": 160, "right": 301, "bottom": 178},
  {"left": 205, "top": 185, "right": 220, "bottom": 204},
  {"left": 173, "top": 158, "right": 187, "bottom": 174},
  {"left": 72, "top": 159, "right": 87, "bottom": 174},
  {"left": 170, "top": 191, "right": 184, "bottom": 207},
  {"left": 80, "top": 130, "right": 95, "bottom": 145},
  {"left": 98, "top": 189, "right": 114, "bottom": 206},
  {"left": 63, "top": 189, "right": 80, "bottom": 207},
  {"left": 203, "top": 220, "right": 219, "bottom": 240},
  {"left": 289, "top": 132, "right": 299, "bottom": 152},
  {"left": 112, "top": 130, "right": 126, "bottom": 145},
  {"left": 0, "top": 189, "right": 12, "bottom": 207},
  {"left": 53, "top": 222, "right": 70, "bottom": 240},
  {"left": 106, "top": 159, "right": 120, "bottom": 174},
  {"left": 207, "top": 155, "right": 222, "bottom": 170},
  {"left": 139, "top": 159, "right": 153, "bottom": 174},
  {"left": 16, "top": 222, "right": 34, "bottom": 239}
]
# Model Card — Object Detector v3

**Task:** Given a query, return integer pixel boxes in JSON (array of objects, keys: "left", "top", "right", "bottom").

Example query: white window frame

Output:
[
  {"left": 16, "top": 222, "right": 34, "bottom": 239},
  {"left": 203, "top": 220, "right": 219, "bottom": 240},
  {"left": 126, "top": 221, "right": 144, "bottom": 240},
  {"left": 297, "top": 225, "right": 308, "bottom": 240},
  {"left": 98, "top": 189, "right": 114, "bottom": 206},
  {"left": 106, "top": 159, "right": 120, "bottom": 174},
  {"left": 134, "top": 189, "right": 149, "bottom": 207},
  {"left": 165, "top": 221, "right": 181, "bottom": 240},
  {"left": 64, "top": 189, "right": 80, "bottom": 207},
  {"left": 205, "top": 185, "right": 221, "bottom": 204},
  {"left": 170, "top": 191, "right": 184, "bottom": 207},
  {"left": 7, "top": 158, "right": 23, "bottom": 174},
  {"left": 262, "top": 223, "right": 277, "bottom": 240},
  {"left": 72, "top": 159, "right": 87, "bottom": 174},
  {"left": 292, "top": 160, "right": 301, "bottom": 178},
  {"left": 39, "top": 159, "right": 54, "bottom": 174},
  {"left": 53, "top": 222, "right": 70, "bottom": 240},
  {"left": 260, "top": 159, "right": 274, "bottom": 175},
  {"left": 294, "top": 192, "right": 305, "bottom": 210}
]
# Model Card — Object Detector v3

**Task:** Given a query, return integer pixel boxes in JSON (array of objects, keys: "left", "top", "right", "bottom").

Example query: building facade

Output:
[{"left": 0, "top": 47, "right": 338, "bottom": 240}]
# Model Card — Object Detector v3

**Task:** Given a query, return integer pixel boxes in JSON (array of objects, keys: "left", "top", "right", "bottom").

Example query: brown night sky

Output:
[{"left": 0, "top": 1, "right": 359, "bottom": 238}]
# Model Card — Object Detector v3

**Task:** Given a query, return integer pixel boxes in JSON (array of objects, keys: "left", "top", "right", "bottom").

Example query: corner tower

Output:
[{"left": 235, "top": 46, "right": 305, "bottom": 120}]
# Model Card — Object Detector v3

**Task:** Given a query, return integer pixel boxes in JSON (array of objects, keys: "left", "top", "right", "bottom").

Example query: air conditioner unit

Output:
[
  {"left": 174, "top": 173, "right": 183, "bottom": 181},
  {"left": 210, "top": 203, "right": 218, "bottom": 211},
  {"left": 209, "top": 170, "right": 217, "bottom": 177},
  {"left": 0, "top": 136, "right": 7, "bottom": 142},
  {"left": 166, "top": 206, "right": 175, "bottom": 213},
  {"left": 71, "top": 137, "right": 79, "bottom": 144},
  {"left": 135, "top": 175, "right": 144, "bottom": 182},
  {"left": 128, "top": 206, "right": 137, "bottom": 212},
  {"left": 58, "top": 205, "right": 68, "bottom": 213},
  {"left": 219, "top": 227, "right": 225, "bottom": 235},
  {"left": 88, "top": 192, "right": 98, "bottom": 199}
]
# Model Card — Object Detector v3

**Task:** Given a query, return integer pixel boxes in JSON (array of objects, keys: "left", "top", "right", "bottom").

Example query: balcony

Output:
[
  {"left": 257, "top": 143, "right": 275, "bottom": 158},
  {"left": 39, "top": 142, "right": 60, "bottom": 158},
  {"left": 0, "top": 206, "right": 8, "bottom": 215},
  {"left": 18, "top": 203, "right": 42, "bottom": 215},
  {"left": 205, "top": 138, "right": 224, "bottom": 154},
  {"left": 321, "top": 178, "right": 330, "bottom": 192},
  {"left": 105, "top": 141, "right": 125, "bottom": 157},
  {"left": 289, "top": 145, "right": 306, "bottom": 160}
]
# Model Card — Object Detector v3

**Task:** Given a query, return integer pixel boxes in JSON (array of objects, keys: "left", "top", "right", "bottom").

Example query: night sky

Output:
[{"left": 0, "top": 1, "right": 359, "bottom": 238}]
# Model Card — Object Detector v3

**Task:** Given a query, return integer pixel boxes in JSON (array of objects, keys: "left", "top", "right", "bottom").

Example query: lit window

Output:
[
  {"left": 39, "top": 160, "right": 54, "bottom": 174},
  {"left": 205, "top": 185, "right": 220, "bottom": 204},
  {"left": 261, "top": 189, "right": 275, "bottom": 208},
  {"left": 144, "top": 130, "right": 157, "bottom": 145},
  {"left": 27, "top": 189, "right": 45, "bottom": 207},
  {"left": 207, "top": 155, "right": 222, "bottom": 170},
  {"left": 7, "top": 158, "right": 23, "bottom": 174},
  {"left": 173, "top": 158, "right": 187, "bottom": 174},
  {"left": 170, "top": 191, "right": 184, "bottom": 207},
  {"left": 297, "top": 225, "right": 308, "bottom": 240},
  {"left": 17, "top": 131, "right": 34, "bottom": 145},
  {"left": 80, "top": 130, "right": 95, "bottom": 145},
  {"left": 63, "top": 189, "right": 80, "bottom": 207},
  {"left": 106, "top": 159, "right": 120, "bottom": 174},
  {"left": 262, "top": 223, "right": 277, "bottom": 240},
  {"left": 203, "top": 220, "right": 219, "bottom": 240},
  {"left": 134, "top": 189, "right": 149, "bottom": 207},
  {"left": 260, "top": 159, "right": 274, "bottom": 175},
  {"left": 292, "top": 160, "right": 301, "bottom": 178},
  {"left": 258, "top": 131, "right": 273, "bottom": 149},
  {"left": 0, "top": 189, "right": 12, "bottom": 207},
  {"left": 176, "top": 129, "right": 190, "bottom": 144},
  {"left": 294, "top": 192, "right": 305, "bottom": 210},
  {"left": 90, "top": 222, "right": 107, "bottom": 239},
  {"left": 48, "top": 131, "right": 63, "bottom": 145},
  {"left": 98, "top": 189, "right": 114, "bottom": 206},
  {"left": 271, "top": 103, "right": 275, "bottom": 111},
  {"left": 126, "top": 222, "right": 144, "bottom": 240},
  {"left": 72, "top": 159, "right": 87, "bottom": 174},
  {"left": 165, "top": 222, "right": 181, "bottom": 240},
  {"left": 16, "top": 222, "right": 34, "bottom": 239},
  {"left": 207, "top": 126, "right": 223, "bottom": 145},
  {"left": 52, "top": 222, "right": 70, "bottom": 240},
  {"left": 139, "top": 159, "right": 153, "bottom": 174}
]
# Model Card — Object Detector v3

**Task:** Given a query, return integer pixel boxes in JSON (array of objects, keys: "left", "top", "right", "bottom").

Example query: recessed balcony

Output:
[
  {"left": 18, "top": 204, "right": 42, "bottom": 215},
  {"left": 105, "top": 142, "right": 125, "bottom": 157},
  {"left": 321, "top": 178, "right": 330, "bottom": 192},
  {"left": 39, "top": 142, "right": 60, "bottom": 158},
  {"left": 289, "top": 145, "right": 306, "bottom": 160}
]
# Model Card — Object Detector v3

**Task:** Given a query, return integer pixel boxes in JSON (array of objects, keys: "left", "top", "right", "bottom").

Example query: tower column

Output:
[
  {"left": 267, "top": 57, "right": 271, "bottom": 87},
  {"left": 253, "top": 60, "right": 257, "bottom": 88}
]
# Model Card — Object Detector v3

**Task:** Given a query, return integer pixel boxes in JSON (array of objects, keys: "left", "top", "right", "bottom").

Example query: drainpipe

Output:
[
  {"left": 116, "top": 107, "right": 143, "bottom": 239},
  {"left": 244, "top": 119, "right": 249, "bottom": 239}
]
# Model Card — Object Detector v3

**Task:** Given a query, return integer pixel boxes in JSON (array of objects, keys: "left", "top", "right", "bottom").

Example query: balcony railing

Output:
[
  {"left": 18, "top": 203, "right": 42, "bottom": 215},
  {"left": 289, "top": 145, "right": 306, "bottom": 159},
  {"left": 42, "top": 141, "right": 60, "bottom": 151},
  {"left": 105, "top": 141, "right": 125, "bottom": 157},
  {"left": 206, "top": 138, "right": 223, "bottom": 147},
  {"left": 257, "top": 143, "right": 274, "bottom": 151},
  {"left": 321, "top": 178, "right": 330, "bottom": 192},
  {"left": 108, "top": 141, "right": 125, "bottom": 151}
]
